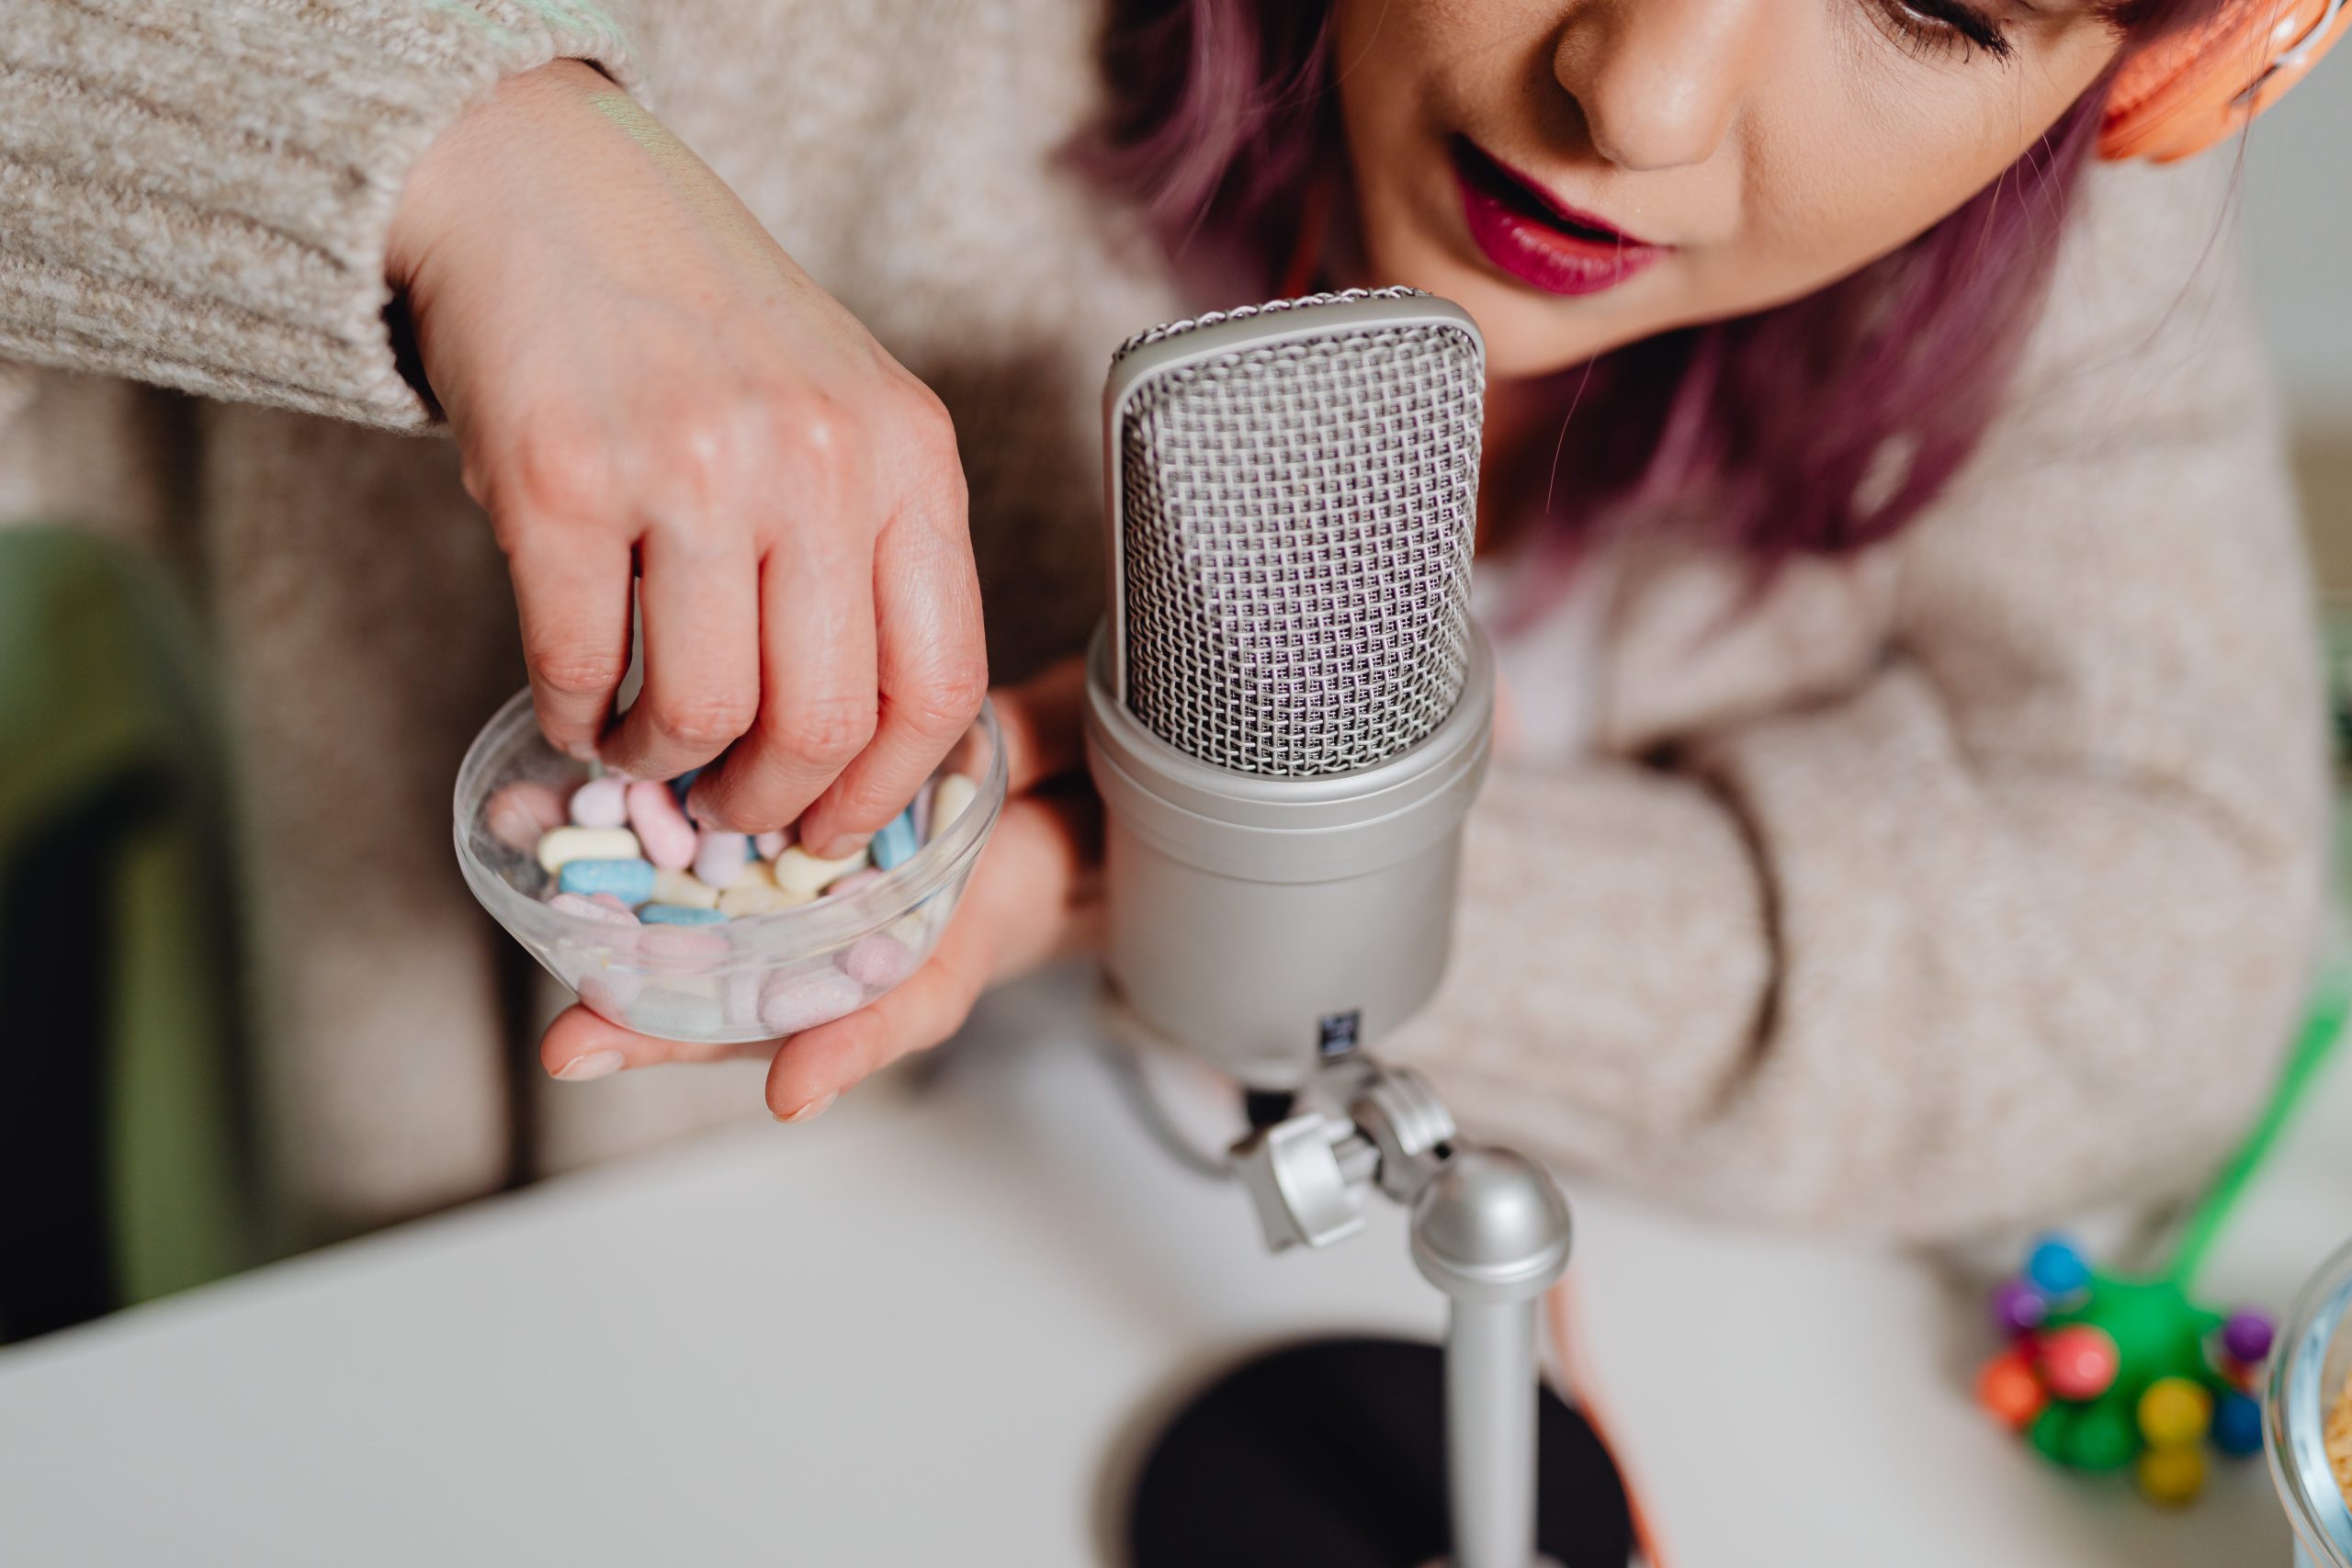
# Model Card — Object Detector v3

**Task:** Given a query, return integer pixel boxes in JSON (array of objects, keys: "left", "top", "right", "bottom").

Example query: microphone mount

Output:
[{"left": 1230, "top": 1055, "right": 1575, "bottom": 1568}]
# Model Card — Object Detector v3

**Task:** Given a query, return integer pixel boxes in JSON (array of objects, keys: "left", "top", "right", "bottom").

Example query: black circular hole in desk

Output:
[{"left": 1126, "top": 1336, "right": 1634, "bottom": 1567}]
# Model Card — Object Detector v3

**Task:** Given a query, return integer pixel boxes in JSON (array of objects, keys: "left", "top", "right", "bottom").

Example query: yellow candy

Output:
[
  {"left": 651, "top": 868, "right": 720, "bottom": 909},
  {"left": 2136, "top": 1442, "right": 2204, "bottom": 1506},
  {"left": 931, "top": 773, "right": 979, "bottom": 834},
  {"left": 535, "top": 826, "right": 642, "bottom": 875},
  {"left": 774, "top": 844, "right": 869, "bottom": 895},
  {"left": 2137, "top": 1377, "right": 2212, "bottom": 1448},
  {"left": 718, "top": 866, "right": 815, "bottom": 918}
]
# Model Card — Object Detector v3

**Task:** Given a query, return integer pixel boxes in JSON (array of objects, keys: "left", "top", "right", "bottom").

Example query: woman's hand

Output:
[
  {"left": 537, "top": 658, "right": 1100, "bottom": 1117},
  {"left": 388, "top": 61, "right": 983, "bottom": 856}
]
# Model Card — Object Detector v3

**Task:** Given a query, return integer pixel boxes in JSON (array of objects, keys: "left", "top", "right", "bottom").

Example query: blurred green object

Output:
[{"left": 0, "top": 525, "right": 253, "bottom": 1340}]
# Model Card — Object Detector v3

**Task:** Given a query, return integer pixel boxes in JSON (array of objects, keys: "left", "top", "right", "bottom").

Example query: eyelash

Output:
[{"left": 1877, "top": 0, "right": 2016, "bottom": 61}]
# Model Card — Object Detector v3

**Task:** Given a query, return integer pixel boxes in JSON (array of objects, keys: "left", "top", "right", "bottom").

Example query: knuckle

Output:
[
  {"left": 529, "top": 644, "right": 628, "bottom": 699},
  {"left": 652, "top": 692, "right": 757, "bottom": 751},
  {"left": 498, "top": 421, "right": 613, "bottom": 521},
  {"left": 772, "top": 694, "right": 876, "bottom": 767},
  {"left": 765, "top": 394, "right": 861, "bottom": 491},
  {"left": 896, "top": 659, "right": 988, "bottom": 737}
]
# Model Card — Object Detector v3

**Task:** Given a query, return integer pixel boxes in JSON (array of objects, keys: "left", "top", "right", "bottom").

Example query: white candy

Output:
[
  {"left": 536, "top": 826, "right": 642, "bottom": 875},
  {"left": 694, "top": 829, "right": 751, "bottom": 889},
  {"left": 568, "top": 775, "right": 629, "bottom": 829},
  {"left": 627, "top": 987, "right": 723, "bottom": 1038},
  {"left": 759, "top": 970, "right": 865, "bottom": 1034},
  {"left": 651, "top": 868, "right": 720, "bottom": 909},
  {"left": 773, "top": 844, "right": 869, "bottom": 895},
  {"left": 930, "top": 773, "right": 979, "bottom": 836}
]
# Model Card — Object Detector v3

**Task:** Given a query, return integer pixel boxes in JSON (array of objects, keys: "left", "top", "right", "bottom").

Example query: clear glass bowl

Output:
[
  {"left": 2268, "top": 1234, "right": 2352, "bottom": 1567},
  {"left": 452, "top": 689, "right": 1005, "bottom": 1045}
]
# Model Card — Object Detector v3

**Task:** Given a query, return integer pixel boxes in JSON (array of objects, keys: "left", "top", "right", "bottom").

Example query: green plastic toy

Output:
[{"left": 1975, "top": 987, "right": 2348, "bottom": 1504}]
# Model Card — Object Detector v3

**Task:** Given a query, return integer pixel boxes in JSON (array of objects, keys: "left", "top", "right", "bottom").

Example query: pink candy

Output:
[
  {"left": 626, "top": 780, "right": 697, "bottom": 871},
  {"left": 694, "top": 829, "right": 751, "bottom": 889},
  {"left": 824, "top": 867, "right": 884, "bottom": 899},
  {"left": 485, "top": 781, "right": 566, "bottom": 852},
  {"left": 754, "top": 829, "right": 791, "bottom": 861},
  {"left": 568, "top": 775, "right": 629, "bottom": 829},
  {"left": 548, "top": 891, "right": 639, "bottom": 925},
  {"left": 759, "top": 970, "right": 865, "bottom": 1034},
  {"left": 842, "top": 932, "right": 916, "bottom": 988}
]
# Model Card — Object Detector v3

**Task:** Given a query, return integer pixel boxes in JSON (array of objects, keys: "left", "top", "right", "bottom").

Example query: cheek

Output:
[{"left": 1735, "top": 32, "right": 2118, "bottom": 298}]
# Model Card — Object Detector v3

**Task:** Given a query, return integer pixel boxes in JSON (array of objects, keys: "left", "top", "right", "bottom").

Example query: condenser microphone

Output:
[{"left": 1081, "top": 287, "right": 1494, "bottom": 1090}]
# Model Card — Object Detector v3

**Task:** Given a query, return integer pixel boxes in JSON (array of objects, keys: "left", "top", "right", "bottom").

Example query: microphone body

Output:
[{"left": 1083, "top": 289, "right": 1491, "bottom": 1090}]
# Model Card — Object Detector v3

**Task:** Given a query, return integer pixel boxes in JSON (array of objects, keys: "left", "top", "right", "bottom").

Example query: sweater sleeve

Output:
[
  {"left": 0, "top": 0, "right": 637, "bottom": 430},
  {"left": 1387, "top": 157, "right": 2331, "bottom": 1242}
]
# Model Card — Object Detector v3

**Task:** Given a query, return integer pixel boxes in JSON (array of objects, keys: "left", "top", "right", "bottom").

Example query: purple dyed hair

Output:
[{"left": 1085, "top": 0, "right": 2232, "bottom": 563}]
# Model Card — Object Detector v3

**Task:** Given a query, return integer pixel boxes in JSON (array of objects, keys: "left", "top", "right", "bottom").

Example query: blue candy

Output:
[
  {"left": 2211, "top": 1392, "right": 2263, "bottom": 1457},
  {"left": 557, "top": 858, "right": 655, "bottom": 904},
  {"left": 871, "top": 807, "right": 920, "bottom": 870},
  {"left": 640, "top": 904, "right": 727, "bottom": 926},
  {"left": 2025, "top": 1235, "right": 2091, "bottom": 1299}
]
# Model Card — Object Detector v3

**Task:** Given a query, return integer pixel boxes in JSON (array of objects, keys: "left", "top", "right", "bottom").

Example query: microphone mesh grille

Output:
[{"left": 1114, "top": 290, "right": 1483, "bottom": 776}]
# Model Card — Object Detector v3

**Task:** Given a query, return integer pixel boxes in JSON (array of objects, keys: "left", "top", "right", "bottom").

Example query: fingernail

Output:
[
  {"left": 554, "top": 1049, "right": 626, "bottom": 1082},
  {"left": 776, "top": 1090, "right": 837, "bottom": 1123}
]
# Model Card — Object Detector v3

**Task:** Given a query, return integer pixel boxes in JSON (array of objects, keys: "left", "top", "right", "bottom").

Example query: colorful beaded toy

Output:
[{"left": 1974, "top": 988, "right": 2347, "bottom": 1506}]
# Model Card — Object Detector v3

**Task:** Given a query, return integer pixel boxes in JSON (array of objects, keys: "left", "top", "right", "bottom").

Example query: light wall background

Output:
[{"left": 2240, "top": 79, "right": 2352, "bottom": 594}]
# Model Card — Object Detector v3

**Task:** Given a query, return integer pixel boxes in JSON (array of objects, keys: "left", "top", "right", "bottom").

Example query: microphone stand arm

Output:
[{"left": 1231, "top": 1059, "right": 1574, "bottom": 1568}]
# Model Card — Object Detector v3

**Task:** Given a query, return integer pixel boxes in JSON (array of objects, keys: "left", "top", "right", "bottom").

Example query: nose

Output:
[{"left": 1552, "top": 0, "right": 1772, "bottom": 171}]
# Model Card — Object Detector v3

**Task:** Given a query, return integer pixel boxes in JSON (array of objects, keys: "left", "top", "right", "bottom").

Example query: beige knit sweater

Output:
[{"left": 0, "top": 0, "right": 2325, "bottom": 1246}]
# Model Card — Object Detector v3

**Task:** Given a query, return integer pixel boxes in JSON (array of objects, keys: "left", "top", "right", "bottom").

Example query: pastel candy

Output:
[
  {"left": 775, "top": 844, "right": 869, "bottom": 895},
  {"left": 641, "top": 904, "right": 727, "bottom": 926},
  {"left": 558, "top": 858, "right": 657, "bottom": 903},
  {"left": 718, "top": 872, "right": 814, "bottom": 918},
  {"left": 759, "top": 970, "right": 865, "bottom": 1034},
  {"left": 536, "top": 827, "right": 641, "bottom": 874},
  {"left": 569, "top": 774, "right": 629, "bottom": 829},
  {"left": 486, "top": 781, "right": 567, "bottom": 852},
  {"left": 755, "top": 829, "right": 791, "bottom": 861},
  {"left": 824, "top": 867, "right": 885, "bottom": 899},
  {"left": 548, "top": 892, "right": 639, "bottom": 925},
  {"left": 929, "top": 773, "right": 978, "bottom": 836},
  {"left": 842, "top": 931, "right": 916, "bottom": 989},
  {"left": 871, "top": 807, "right": 919, "bottom": 870},
  {"left": 722, "top": 971, "right": 763, "bottom": 1028},
  {"left": 626, "top": 780, "right": 697, "bottom": 871},
  {"left": 587, "top": 893, "right": 637, "bottom": 919},
  {"left": 651, "top": 868, "right": 719, "bottom": 909},
  {"left": 641, "top": 925, "right": 730, "bottom": 962},
  {"left": 575, "top": 969, "right": 643, "bottom": 1016},
  {"left": 628, "top": 987, "right": 724, "bottom": 1039},
  {"left": 695, "top": 829, "right": 752, "bottom": 889}
]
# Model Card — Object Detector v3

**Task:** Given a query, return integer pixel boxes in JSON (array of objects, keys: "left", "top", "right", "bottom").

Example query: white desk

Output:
[{"left": 3, "top": 970, "right": 2345, "bottom": 1566}]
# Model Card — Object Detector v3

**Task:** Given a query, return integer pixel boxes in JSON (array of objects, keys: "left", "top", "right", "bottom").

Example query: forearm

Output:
[
  {"left": 1388, "top": 662, "right": 2326, "bottom": 1242},
  {"left": 0, "top": 0, "right": 633, "bottom": 427}
]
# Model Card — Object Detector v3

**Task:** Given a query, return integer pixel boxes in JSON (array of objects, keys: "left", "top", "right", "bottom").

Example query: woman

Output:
[{"left": 0, "top": 0, "right": 2331, "bottom": 1242}]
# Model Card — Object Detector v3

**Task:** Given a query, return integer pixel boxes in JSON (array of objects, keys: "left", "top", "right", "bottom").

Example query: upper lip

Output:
[{"left": 1449, "top": 137, "right": 1662, "bottom": 250}]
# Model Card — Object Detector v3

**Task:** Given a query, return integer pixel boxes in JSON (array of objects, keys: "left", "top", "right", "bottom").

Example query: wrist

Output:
[{"left": 386, "top": 57, "right": 615, "bottom": 291}]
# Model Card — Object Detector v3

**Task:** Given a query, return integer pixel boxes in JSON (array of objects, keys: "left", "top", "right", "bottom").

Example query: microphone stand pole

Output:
[{"left": 1232, "top": 1056, "right": 1574, "bottom": 1568}]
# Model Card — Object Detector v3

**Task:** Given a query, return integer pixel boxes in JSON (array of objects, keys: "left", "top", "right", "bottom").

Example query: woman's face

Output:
[{"left": 1334, "top": 0, "right": 2124, "bottom": 378}]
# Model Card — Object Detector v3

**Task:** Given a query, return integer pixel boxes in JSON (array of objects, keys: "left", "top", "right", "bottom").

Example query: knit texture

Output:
[
  {"left": 0, "top": 0, "right": 2324, "bottom": 1244},
  {"left": 0, "top": 1, "right": 636, "bottom": 427}
]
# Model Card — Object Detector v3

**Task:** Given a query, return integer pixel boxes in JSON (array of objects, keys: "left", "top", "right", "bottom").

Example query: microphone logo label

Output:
[{"left": 1317, "top": 1011, "right": 1363, "bottom": 1060}]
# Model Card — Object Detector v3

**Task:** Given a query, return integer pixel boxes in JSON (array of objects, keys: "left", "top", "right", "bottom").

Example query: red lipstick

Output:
[{"left": 1449, "top": 138, "right": 1665, "bottom": 298}]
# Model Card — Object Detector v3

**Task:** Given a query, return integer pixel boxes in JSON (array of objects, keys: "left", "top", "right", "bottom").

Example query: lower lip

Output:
[{"left": 1453, "top": 166, "right": 1664, "bottom": 299}]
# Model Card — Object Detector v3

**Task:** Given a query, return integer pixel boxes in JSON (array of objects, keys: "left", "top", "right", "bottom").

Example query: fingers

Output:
[
  {"left": 540, "top": 1004, "right": 771, "bottom": 1079},
  {"left": 508, "top": 530, "right": 635, "bottom": 761},
  {"left": 763, "top": 791, "right": 1098, "bottom": 1116},
  {"left": 689, "top": 541, "right": 878, "bottom": 834},
  {"left": 599, "top": 523, "right": 761, "bottom": 780},
  {"left": 795, "top": 485, "right": 987, "bottom": 858}
]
